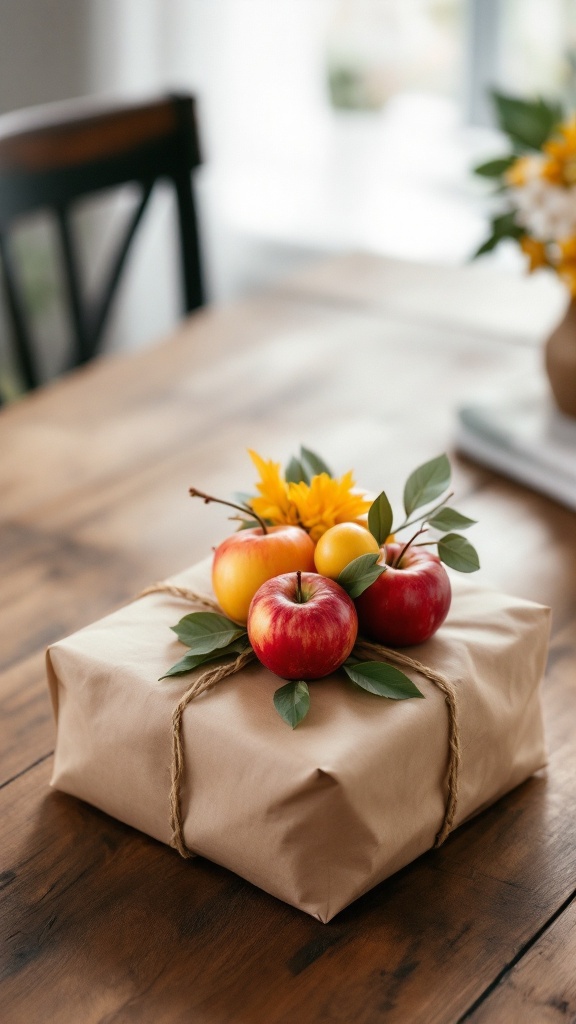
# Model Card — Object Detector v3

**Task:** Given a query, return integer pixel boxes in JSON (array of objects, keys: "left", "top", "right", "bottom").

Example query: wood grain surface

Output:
[{"left": 1, "top": 253, "right": 575, "bottom": 1023}]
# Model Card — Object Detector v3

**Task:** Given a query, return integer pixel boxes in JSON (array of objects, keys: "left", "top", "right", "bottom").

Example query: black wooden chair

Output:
[{"left": 0, "top": 92, "right": 204, "bottom": 396}]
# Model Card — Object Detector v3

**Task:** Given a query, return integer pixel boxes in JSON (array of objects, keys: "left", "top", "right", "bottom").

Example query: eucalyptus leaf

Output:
[
  {"left": 491, "top": 91, "right": 562, "bottom": 151},
  {"left": 159, "top": 635, "right": 250, "bottom": 680},
  {"left": 368, "top": 490, "right": 393, "bottom": 545},
  {"left": 285, "top": 455, "right": 309, "bottom": 485},
  {"left": 337, "top": 553, "right": 386, "bottom": 599},
  {"left": 473, "top": 156, "right": 516, "bottom": 178},
  {"left": 300, "top": 446, "right": 333, "bottom": 478},
  {"left": 343, "top": 661, "right": 424, "bottom": 699},
  {"left": 438, "top": 533, "right": 480, "bottom": 573},
  {"left": 403, "top": 454, "right": 451, "bottom": 517},
  {"left": 273, "top": 680, "right": 310, "bottom": 728},
  {"left": 427, "top": 507, "right": 477, "bottom": 532},
  {"left": 171, "top": 612, "right": 246, "bottom": 654}
]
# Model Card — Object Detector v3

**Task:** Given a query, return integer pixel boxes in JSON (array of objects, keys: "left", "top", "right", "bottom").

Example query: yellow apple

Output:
[{"left": 212, "top": 525, "right": 315, "bottom": 623}]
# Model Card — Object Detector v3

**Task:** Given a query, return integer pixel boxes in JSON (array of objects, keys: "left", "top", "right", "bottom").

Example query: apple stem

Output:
[
  {"left": 393, "top": 491, "right": 454, "bottom": 534},
  {"left": 189, "top": 487, "right": 269, "bottom": 534},
  {"left": 392, "top": 524, "right": 429, "bottom": 568},
  {"left": 296, "top": 570, "right": 303, "bottom": 603}
]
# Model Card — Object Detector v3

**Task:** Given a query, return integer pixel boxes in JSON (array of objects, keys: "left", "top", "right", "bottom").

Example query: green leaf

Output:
[
  {"left": 285, "top": 455, "right": 309, "bottom": 485},
  {"left": 492, "top": 211, "right": 524, "bottom": 239},
  {"left": 473, "top": 156, "right": 516, "bottom": 178},
  {"left": 368, "top": 491, "right": 393, "bottom": 545},
  {"left": 273, "top": 680, "right": 310, "bottom": 728},
  {"left": 337, "top": 553, "right": 386, "bottom": 599},
  {"left": 403, "top": 454, "right": 451, "bottom": 517},
  {"left": 438, "top": 533, "right": 480, "bottom": 573},
  {"left": 160, "top": 650, "right": 217, "bottom": 679},
  {"left": 473, "top": 232, "right": 501, "bottom": 258},
  {"left": 160, "top": 636, "right": 250, "bottom": 680},
  {"left": 473, "top": 210, "right": 526, "bottom": 260},
  {"left": 171, "top": 612, "right": 246, "bottom": 654},
  {"left": 300, "top": 446, "right": 333, "bottom": 479},
  {"left": 343, "top": 661, "right": 424, "bottom": 699},
  {"left": 235, "top": 517, "right": 265, "bottom": 531},
  {"left": 491, "top": 91, "right": 563, "bottom": 151},
  {"left": 427, "top": 507, "right": 477, "bottom": 532},
  {"left": 232, "top": 491, "right": 256, "bottom": 506}
]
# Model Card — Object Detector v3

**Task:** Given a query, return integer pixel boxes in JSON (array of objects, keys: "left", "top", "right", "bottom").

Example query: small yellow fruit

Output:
[{"left": 314, "top": 522, "right": 380, "bottom": 579}]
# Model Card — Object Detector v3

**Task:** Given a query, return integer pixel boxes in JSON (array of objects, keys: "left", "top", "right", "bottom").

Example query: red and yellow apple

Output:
[
  {"left": 355, "top": 542, "right": 451, "bottom": 646},
  {"left": 247, "top": 571, "right": 358, "bottom": 679},
  {"left": 212, "top": 525, "right": 315, "bottom": 624}
]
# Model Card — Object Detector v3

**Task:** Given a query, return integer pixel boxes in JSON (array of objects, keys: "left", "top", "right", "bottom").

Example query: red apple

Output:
[
  {"left": 212, "top": 525, "right": 315, "bottom": 624},
  {"left": 355, "top": 542, "right": 451, "bottom": 646},
  {"left": 247, "top": 571, "right": 358, "bottom": 680}
]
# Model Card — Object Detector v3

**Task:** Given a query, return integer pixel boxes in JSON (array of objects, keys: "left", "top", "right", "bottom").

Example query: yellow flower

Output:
[
  {"left": 247, "top": 450, "right": 371, "bottom": 541},
  {"left": 505, "top": 155, "right": 540, "bottom": 187},
  {"left": 552, "top": 236, "right": 576, "bottom": 295},
  {"left": 557, "top": 236, "right": 576, "bottom": 260},
  {"left": 520, "top": 235, "right": 548, "bottom": 272},
  {"left": 248, "top": 449, "right": 300, "bottom": 526},
  {"left": 289, "top": 470, "right": 371, "bottom": 543},
  {"left": 543, "top": 117, "right": 576, "bottom": 185}
]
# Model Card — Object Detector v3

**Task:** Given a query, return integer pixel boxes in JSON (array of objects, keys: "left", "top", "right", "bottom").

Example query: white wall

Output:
[{"left": 0, "top": 0, "right": 89, "bottom": 112}]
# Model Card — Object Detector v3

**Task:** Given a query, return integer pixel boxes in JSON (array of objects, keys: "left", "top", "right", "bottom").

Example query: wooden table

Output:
[{"left": 2, "top": 253, "right": 575, "bottom": 1023}]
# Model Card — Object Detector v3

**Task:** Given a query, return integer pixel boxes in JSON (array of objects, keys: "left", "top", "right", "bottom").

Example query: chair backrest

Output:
[{"left": 0, "top": 92, "right": 204, "bottom": 394}]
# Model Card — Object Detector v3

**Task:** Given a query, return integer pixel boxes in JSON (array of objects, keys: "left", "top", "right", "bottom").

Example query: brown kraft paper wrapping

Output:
[{"left": 46, "top": 558, "right": 549, "bottom": 923}]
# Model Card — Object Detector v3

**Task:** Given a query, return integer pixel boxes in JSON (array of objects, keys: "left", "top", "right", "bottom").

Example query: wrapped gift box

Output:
[{"left": 47, "top": 559, "right": 549, "bottom": 923}]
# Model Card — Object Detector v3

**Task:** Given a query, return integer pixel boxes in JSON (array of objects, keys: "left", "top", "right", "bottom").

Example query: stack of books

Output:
[{"left": 455, "top": 382, "right": 576, "bottom": 511}]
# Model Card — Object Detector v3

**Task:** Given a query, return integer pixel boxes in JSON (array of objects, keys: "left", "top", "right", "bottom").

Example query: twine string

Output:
[
  {"left": 168, "top": 647, "right": 256, "bottom": 857},
  {"left": 139, "top": 582, "right": 223, "bottom": 614},
  {"left": 354, "top": 639, "right": 461, "bottom": 846},
  {"left": 141, "top": 582, "right": 461, "bottom": 857}
]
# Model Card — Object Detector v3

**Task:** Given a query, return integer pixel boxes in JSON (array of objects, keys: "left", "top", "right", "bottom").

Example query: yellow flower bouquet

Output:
[{"left": 474, "top": 91, "right": 576, "bottom": 291}]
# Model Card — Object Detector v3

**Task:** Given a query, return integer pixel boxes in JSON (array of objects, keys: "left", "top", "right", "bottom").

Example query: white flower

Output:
[{"left": 512, "top": 182, "right": 576, "bottom": 241}]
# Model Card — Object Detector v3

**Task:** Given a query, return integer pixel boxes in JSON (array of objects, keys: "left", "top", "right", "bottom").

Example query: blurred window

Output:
[
  {"left": 499, "top": 0, "right": 576, "bottom": 105},
  {"left": 326, "top": 0, "right": 464, "bottom": 111}
]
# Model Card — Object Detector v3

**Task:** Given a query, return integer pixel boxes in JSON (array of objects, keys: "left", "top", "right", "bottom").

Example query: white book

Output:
[{"left": 454, "top": 385, "right": 576, "bottom": 511}]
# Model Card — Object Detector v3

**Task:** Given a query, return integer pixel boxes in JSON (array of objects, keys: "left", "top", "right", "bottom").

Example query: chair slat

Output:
[
  {"left": 55, "top": 206, "right": 90, "bottom": 367},
  {"left": 0, "top": 232, "right": 39, "bottom": 390},
  {"left": 88, "top": 181, "right": 154, "bottom": 358}
]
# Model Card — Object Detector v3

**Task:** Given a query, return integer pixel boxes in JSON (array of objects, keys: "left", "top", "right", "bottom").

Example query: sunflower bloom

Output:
[
  {"left": 248, "top": 449, "right": 300, "bottom": 526},
  {"left": 289, "top": 470, "right": 371, "bottom": 543},
  {"left": 247, "top": 450, "right": 371, "bottom": 541}
]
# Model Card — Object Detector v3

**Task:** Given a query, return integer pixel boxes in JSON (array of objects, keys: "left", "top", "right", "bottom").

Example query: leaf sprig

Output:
[
  {"left": 159, "top": 612, "right": 251, "bottom": 679},
  {"left": 472, "top": 91, "right": 564, "bottom": 259},
  {"left": 333, "top": 453, "right": 479, "bottom": 602},
  {"left": 160, "top": 610, "right": 424, "bottom": 728}
]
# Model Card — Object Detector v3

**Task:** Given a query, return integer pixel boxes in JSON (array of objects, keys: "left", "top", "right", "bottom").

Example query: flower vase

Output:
[{"left": 545, "top": 298, "right": 576, "bottom": 418}]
